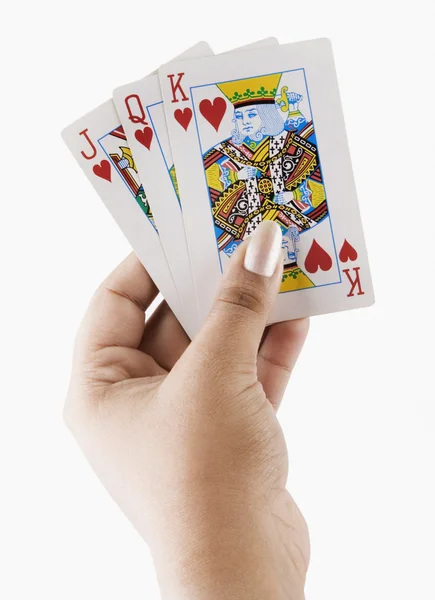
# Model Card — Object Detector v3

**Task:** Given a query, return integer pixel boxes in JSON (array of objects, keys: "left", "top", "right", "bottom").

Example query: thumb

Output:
[{"left": 197, "top": 220, "right": 283, "bottom": 364}]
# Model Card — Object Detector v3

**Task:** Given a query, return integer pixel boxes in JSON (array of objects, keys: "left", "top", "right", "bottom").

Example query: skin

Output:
[{"left": 65, "top": 236, "right": 310, "bottom": 600}]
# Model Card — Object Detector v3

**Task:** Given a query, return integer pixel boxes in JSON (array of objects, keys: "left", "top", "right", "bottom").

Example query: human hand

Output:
[{"left": 64, "top": 220, "right": 310, "bottom": 600}]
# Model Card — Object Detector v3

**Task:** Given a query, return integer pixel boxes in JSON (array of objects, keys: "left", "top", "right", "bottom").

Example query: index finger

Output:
[{"left": 76, "top": 253, "right": 158, "bottom": 356}]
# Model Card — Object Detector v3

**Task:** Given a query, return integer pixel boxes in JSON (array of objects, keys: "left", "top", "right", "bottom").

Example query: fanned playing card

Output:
[
  {"left": 61, "top": 43, "right": 215, "bottom": 339},
  {"left": 159, "top": 39, "right": 374, "bottom": 324},
  {"left": 113, "top": 38, "right": 278, "bottom": 334},
  {"left": 61, "top": 100, "right": 192, "bottom": 334},
  {"left": 112, "top": 42, "right": 214, "bottom": 334}
]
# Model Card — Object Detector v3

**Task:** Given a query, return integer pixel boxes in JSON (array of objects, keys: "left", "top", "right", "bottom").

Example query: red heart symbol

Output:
[
  {"left": 93, "top": 159, "right": 111, "bottom": 182},
  {"left": 199, "top": 97, "right": 227, "bottom": 132},
  {"left": 304, "top": 239, "right": 333, "bottom": 274},
  {"left": 174, "top": 108, "right": 192, "bottom": 131},
  {"left": 135, "top": 126, "right": 153, "bottom": 150},
  {"left": 339, "top": 239, "right": 358, "bottom": 263}
]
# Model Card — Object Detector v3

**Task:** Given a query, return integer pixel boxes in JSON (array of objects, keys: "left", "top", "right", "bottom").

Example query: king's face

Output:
[{"left": 234, "top": 105, "right": 262, "bottom": 138}]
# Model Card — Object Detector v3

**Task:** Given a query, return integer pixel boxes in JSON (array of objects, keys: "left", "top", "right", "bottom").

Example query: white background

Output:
[{"left": 1, "top": 1, "right": 434, "bottom": 598}]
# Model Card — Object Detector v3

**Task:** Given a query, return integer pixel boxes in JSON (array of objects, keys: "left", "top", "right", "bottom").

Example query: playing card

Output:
[
  {"left": 112, "top": 42, "right": 214, "bottom": 334},
  {"left": 61, "top": 100, "right": 192, "bottom": 335},
  {"left": 113, "top": 38, "right": 278, "bottom": 334},
  {"left": 159, "top": 38, "right": 374, "bottom": 324}
]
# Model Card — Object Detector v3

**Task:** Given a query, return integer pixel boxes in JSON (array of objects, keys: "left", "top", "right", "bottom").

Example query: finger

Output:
[
  {"left": 77, "top": 253, "right": 158, "bottom": 357},
  {"left": 195, "top": 220, "right": 283, "bottom": 371},
  {"left": 139, "top": 301, "right": 190, "bottom": 371},
  {"left": 258, "top": 318, "right": 309, "bottom": 411}
]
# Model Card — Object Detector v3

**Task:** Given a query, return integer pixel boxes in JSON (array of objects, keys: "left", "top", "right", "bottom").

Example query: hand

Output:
[
  {"left": 64, "top": 221, "right": 310, "bottom": 600},
  {"left": 237, "top": 166, "right": 257, "bottom": 180}
]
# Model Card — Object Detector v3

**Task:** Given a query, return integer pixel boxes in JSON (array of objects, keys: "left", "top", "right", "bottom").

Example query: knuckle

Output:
[{"left": 62, "top": 379, "right": 103, "bottom": 436}]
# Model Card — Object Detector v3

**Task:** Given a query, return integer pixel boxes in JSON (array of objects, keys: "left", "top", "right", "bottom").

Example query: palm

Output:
[
  {"left": 84, "top": 260, "right": 308, "bottom": 413},
  {"left": 272, "top": 488, "right": 310, "bottom": 585}
]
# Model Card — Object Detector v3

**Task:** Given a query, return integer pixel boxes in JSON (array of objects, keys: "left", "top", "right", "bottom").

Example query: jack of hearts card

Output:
[{"left": 61, "top": 100, "right": 190, "bottom": 334}]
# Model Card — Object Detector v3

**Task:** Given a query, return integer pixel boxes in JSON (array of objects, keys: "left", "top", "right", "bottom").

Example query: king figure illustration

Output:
[{"left": 202, "top": 72, "right": 330, "bottom": 292}]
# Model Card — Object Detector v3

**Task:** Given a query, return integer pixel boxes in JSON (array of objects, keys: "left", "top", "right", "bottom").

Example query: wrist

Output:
[{"left": 151, "top": 492, "right": 306, "bottom": 600}]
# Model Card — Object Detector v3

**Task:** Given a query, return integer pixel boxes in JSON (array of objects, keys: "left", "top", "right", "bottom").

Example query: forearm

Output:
[{"left": 152, "top": 499, "right": 306, "bottom": 600}]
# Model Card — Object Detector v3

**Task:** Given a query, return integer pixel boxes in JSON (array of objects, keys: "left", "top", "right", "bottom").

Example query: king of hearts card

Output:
[{"left": 160, "top": 40, "right": 374, "bottom": 323}]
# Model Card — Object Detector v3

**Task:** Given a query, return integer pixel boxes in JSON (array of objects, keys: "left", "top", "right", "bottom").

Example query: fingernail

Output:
[{"left": 244, "top": 221, "right": 282, "bottom": 277}]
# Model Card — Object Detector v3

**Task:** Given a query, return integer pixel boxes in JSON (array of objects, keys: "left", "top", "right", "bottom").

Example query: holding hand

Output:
[{"left": 64, "top": 221, "right": 310, "bottom": 600}]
